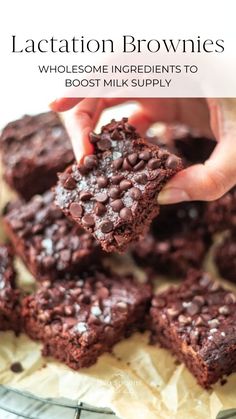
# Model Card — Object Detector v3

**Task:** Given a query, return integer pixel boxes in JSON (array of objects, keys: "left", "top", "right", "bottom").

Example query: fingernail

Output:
[
  {"left": 48, "top": 100, "right": 58, "bottom": 110},
  {"left": 158, "top": 188, "right": 190, "bottom": 205}
]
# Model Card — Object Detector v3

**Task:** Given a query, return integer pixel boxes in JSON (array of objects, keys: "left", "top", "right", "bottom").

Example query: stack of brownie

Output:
[{"left": 1, "top": 111, "right": 236, "bottom": 389}]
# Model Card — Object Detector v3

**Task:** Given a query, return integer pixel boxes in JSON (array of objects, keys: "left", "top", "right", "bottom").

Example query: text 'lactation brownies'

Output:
[
  {"left": 150, "top": 270, "right": 236, "bottom": 388},
  {"left": 55, "top": 118, "right": 183, "bottom": 252}
]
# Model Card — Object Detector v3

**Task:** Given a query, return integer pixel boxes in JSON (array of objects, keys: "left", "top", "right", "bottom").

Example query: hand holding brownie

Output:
[{"left": 51, "top": 98, "right": 236, "bottom": 204}]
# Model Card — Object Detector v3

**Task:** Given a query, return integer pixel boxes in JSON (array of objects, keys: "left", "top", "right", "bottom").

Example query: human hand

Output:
[{"left": 50, "top": 97, "right": 236, "bottom": 204}]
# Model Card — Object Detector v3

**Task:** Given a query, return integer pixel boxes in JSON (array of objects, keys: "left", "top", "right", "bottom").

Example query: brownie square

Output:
[
  {"left": 204, "top": 187, "right": 236, "bottom": 234},
  {"left": 214, "top": 233, "right": 236, "bottom": 283},
  {"left": 22, "top": 270, "right": 152, "bottom": 369},
  {"left": 0, "top": 111, "right": 74, "bottom": 200},
  {"left": 132, "top": 202, "right": 211, "bottom": 276},
  {"left": 55, "top": 118, "right": 183, "bottom": 252},
  {"left": 150, "top": 270, "right": 236, "bottom": 388},
  {"left": 3, "top": 191, "right": 101, "bottom": 282},
  {"left": 0, "top": 244, "right": 21, "bottom": 333}
]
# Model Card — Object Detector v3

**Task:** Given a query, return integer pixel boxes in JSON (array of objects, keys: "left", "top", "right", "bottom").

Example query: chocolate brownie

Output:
[
  {"left": 0, "top": 244, "right": 21, "bottom": 333},
  {"left": 3, "top": 191, "right": 101, "bottom": 282},
  {"left": 132, "top": 202, "right": 211, "bottom": 276},
  {"left": 204, "top": 188, "right": 236, "bottom": 234},
  {"left": 55, "top": 118, "right": 183, "bottom": 252},
  {"left": 214, "top": 233, "right": 236, "bottom": 282},
  {"left": 0, "top": 111, "right": 74, "bottom": 200},
  {"left": 22, "top": 270, "right": 152, "bottom": 369},
  {"left": 150, "top": 270, "right": 236, "bottom": 388}
]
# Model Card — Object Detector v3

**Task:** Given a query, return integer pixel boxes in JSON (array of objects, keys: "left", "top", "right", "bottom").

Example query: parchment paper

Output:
[{"left": 1, "top": 167, "right": 236, "bottom": 419}]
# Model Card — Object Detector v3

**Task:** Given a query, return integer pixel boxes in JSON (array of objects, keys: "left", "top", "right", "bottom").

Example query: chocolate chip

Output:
[
  {"left": 42, "top": 256, "right": 55, "bottom": 269},
  {"left": 120, "top": 208, "right": 132, "bottom": 220},
  {"left": 166, "top": 155, "right": 180, "bottom": 170},
  {"left": 70, "top": 202, "right": 83, "bottom": 218},
  {"left": 158, "top": 149, "right": 169, "bottom": 159},
  {"left": 97, "top": 176, "right": 108, "bottom": 188},
  {"left": 130, "top": 187, "right": 142, "bottom": 200},
  {"left": 60, "top": 249, "right": 71, "bottom": 262},
  {"left": 119, "top": 180, "right": 132, "bottom": 191},
  {"left": 122, "top": 158, "right": 133, "bottom": 171},
  {"left": 82, "top": 214, "right": 95, "bottom": 228},
  {"left": 186, "top": 302, "right": 199, "bottom": 316},
  {"left": 100, "top": 220, "right": 113, "bottom": 233},
  {"left": 97, "top": 138, "right": 112, "bottom": 151},
  {"left": 139, "top": 151, "right": 151, "bottom": 161},
  {"left": 127, "top": 153, "right": 138, "bottom": 166},
  {"left": 61, "top": 173, "right": 76, "bottom": 190},
  {"left": 112, "top": 157, "right": 123, "bottom": 170},
  {"left": 178, "top": 314, "right": 191, "bottom": 326},
  {"left": 166, "top": 307, "right": 181, "bottom": 319},
  {"left": 80, "top": 191, "right": 92, "bottom": 201},
  {"left": 89, "top": 132, "right": 100, "bottom": 143},
  {"left": 218, "top": 305, "right": 230, "bottom": 315},
  {"left": 135, "top": 173, "right": 148, "bottom": 185},
  {"left": 95, "top": 193, "right": 108, "bottom": 203},
  {"left": 84, "top": 155, "right": 98, "bottom": 170},
  {"left": 133, "top": 160, "right": 145, "bottom": 171},
  {"left": 109, "top": 187, "right": 121, "bottom": 199},
  {"left": 111, "top": 175, "right": 124, "bottom": 184},
  {"left": 148, "top": 158, "right": 161, "bottom": 170},
  {"left": 111, "top": 199, "right": 124, "bottom": 212},
  {"left": 193, "top": 295, "right": 205, "bottom": 307},
  {"left": 152, "top": 298, "right": 166, "bottom": 308},
  {"left": 208, "top": 318, "right": 219, "bottom": 328},
  {"left": 10, "top": 362, "right": 23, "bottom": 373},
  {"left": 111, "top": 129, "right": 122, "bottom": 141},
  {"left": 195, "top": 316, "right": 205, "bottom": 326},
  {"left": 225, "top": 293, "right": 236, "bottom": 305}
]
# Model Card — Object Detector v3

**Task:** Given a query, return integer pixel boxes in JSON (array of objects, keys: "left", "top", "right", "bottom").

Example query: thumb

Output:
[
  {"left": 158, "top": 139, "right": 236, "bottom": 203},
  {"left": 158, "top": 99, "right": 236, "bottom": 204}
]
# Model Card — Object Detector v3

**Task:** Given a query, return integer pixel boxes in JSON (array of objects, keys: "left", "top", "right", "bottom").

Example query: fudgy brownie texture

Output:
[
  {"left": 0, "top": 244, "right": 21, "bottom": 333},
  {"left": 0, "top": 111, "right": 74, "bottom": 200},
  {"left": 22, "top": 270, "right": 152, "bottom": 369},
  {"left": 3, "top": 191, "right": 101, "bottom": 282},
  {"left": 214, "top": 233, "right": 236, "bottom": 283},
  {"left": 150, "top": 270, "right": 236, "bottom": 388},
  {"left": 55, "top": 118, "right": 183, "bottom": 252},
  {"left": 204, "top": 187, "right": 236, "bottom": 234},
  {"left": 132, "top": 202, "right": 211, "bottom": 276}
]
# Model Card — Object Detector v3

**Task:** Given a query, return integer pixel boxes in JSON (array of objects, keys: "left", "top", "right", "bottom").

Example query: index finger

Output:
[{"left": 50, "top": 98, "right": 83, "bottom": 112}]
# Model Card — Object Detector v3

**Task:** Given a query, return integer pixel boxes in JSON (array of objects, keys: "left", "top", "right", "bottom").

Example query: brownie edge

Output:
[
  {"left": 22, "top": 270, "right": 152, "bottom": 370},
  {"left": 55, "top": 118, "right": 183, "bottom": 252},
  {"left": 150, "top": 270, "right": 236, "bottom": 388}
]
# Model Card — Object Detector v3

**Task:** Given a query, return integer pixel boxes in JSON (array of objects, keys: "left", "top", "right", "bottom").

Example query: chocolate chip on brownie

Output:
[
  {"left": 22, "top": 269, "right": 152, "bottom": 370},
  {"left": 55, "top": 118, "right": 183, "bottom": 252},
  {"left": 3, "top": 190, "right": 102, "bottom": 282},
  {"left": 150, "top": 270, "right": 236, "bottom": 388}
]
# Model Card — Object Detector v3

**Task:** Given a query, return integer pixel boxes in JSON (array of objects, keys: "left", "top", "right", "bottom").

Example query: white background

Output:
[{"left": 0, "top": 0, "right": 236, "bottom": 124}]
